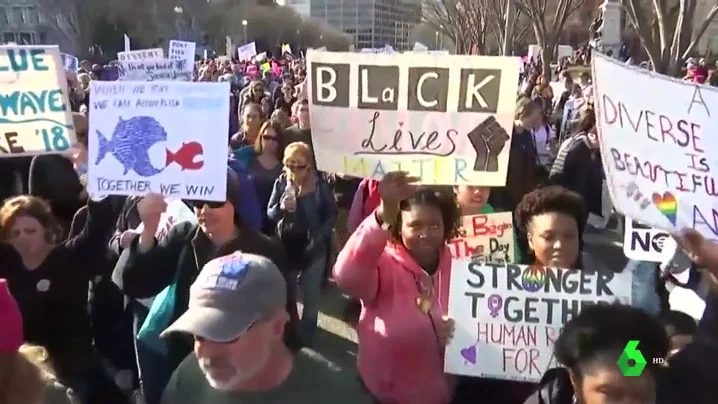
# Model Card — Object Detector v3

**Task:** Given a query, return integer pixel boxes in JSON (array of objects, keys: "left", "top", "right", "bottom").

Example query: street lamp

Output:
[
  {"left": 174, "top": 6, "right": 184, "bottom": 40},
  {"left": 242, "top": 19, "right": 248, "bottom": 44}
]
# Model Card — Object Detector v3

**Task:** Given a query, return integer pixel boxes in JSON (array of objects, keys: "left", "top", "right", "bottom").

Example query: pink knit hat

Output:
[{"left": 0, "top": 279, "right": 23, "bottom": 353}]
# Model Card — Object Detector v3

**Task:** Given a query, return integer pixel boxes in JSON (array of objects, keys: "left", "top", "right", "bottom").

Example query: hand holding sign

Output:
[
  {"left": 377, "top": 171, "right": 419, "bottom": 224},
  {"left": 439, "top": 316, "right": 456, "bottom": 346},
  {"left": 467, "top": 116, "right": 510, "bottom": 172},
  {"left": 138, "top": 193, "right": 168, "bottom": 237}
]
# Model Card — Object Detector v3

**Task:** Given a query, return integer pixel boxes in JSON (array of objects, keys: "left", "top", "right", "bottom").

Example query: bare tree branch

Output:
[
  {"left": 622, "top": 0, "right": 718, "bottom": 74},
  {"left": 516, "top": 0, "right": 585, "bottom": 76},
  {"left": 423, "top": 0, "right": 491, "bottom": 54}
]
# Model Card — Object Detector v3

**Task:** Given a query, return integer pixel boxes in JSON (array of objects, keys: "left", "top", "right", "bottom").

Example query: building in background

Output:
[
  {"left": 0, "top": 0, "right": 77, "bottom": 53},
  {"left": 0, "top": 0, "right": 47, "bottom": 44},
  {"left": 279, "top": 0, "right": 421, "bottom": 51}
]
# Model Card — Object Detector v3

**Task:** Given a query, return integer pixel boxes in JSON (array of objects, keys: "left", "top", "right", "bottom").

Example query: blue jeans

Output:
[
  {"left": 627, "top": 260, "right": 662, "bottom": 316},
  {"left": 299, "top": 254, "right": 327, "bottom": 346}
]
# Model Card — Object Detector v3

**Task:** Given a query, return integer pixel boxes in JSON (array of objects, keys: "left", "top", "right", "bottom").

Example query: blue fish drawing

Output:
[{"left": 95, "top": 116, "right": 168, "bottom": 177}]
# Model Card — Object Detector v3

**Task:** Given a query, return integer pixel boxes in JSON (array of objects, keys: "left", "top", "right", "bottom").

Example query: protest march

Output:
[{"left": 0, "top": 4, "right": 717, "bottom": 404}]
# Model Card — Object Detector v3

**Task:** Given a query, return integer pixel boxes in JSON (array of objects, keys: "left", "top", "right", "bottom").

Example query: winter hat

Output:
[{"left": 0, "top": 279, "right": 23, "bottom": 353}]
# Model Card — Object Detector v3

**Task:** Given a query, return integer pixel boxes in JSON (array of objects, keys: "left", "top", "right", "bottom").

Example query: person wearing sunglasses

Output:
[
  {"left": 228, "top": 120, "right": 285, "bottom": 235},
  {"left": 267, "top": 142, "right": 337, "bottom": 347},
  {"left": 112, "top": 169, "right": 300, "bottom": 403}
]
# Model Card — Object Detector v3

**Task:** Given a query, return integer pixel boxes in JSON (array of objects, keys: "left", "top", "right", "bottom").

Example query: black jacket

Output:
[
  {"left": 525, "top": 291, "right": 718, "bottom": 404},
  {"left": 0, "top": 198, "right": 115, "bottom": 371},
  {"left": 112, "top": 222, "right": 301, "bottom": 367},
  {"left": 549, "top": 134, "right": 603, "bottom": 217}
]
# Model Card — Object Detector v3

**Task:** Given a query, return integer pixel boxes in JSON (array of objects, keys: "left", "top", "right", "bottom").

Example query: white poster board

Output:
[
  {"left": 445, "top": 263, "right": 632, "bottom": 382},
  {"left": 306, "top": 51, "right": 520, "bottom": 186},
  {"left": 593, "top": 53, "right": 718, "bottom": 241},
  {"left": 88, "top": 81, "right": 229, "bottom": 201},
  {"left": 168, "top": 40, "right": 196, "bottom": 70},
  {"left": 0, "top": 45, "right": 76, "bottom": 157},
  {"left": 118, "top": 48, "right": 164, "bottom": 62},
  {"left": 622, "top": 218, "right": 677, "bottom": 262},
  {"left": 118, "top": 59, "right": 192, "bottom": 81},
  {"left": 237, "top": 42, "right": 257, "bottom": 61}
]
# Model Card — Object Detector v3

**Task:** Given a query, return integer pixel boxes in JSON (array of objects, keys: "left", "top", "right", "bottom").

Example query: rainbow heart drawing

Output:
[{"left": 652, "top": 192, "right": 678, "bottom": 226}]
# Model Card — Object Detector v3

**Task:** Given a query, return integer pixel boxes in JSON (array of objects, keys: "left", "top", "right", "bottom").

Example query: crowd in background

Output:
[{"left": 0, "top": 45, "right": 716, "bottom": 404}]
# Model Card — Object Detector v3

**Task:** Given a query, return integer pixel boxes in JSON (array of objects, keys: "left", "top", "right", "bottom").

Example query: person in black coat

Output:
[{"left": 112, "top": 170, "right": 299, "bottom": 404}]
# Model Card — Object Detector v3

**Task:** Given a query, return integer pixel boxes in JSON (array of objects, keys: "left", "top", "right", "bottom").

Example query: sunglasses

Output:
[
  {"left": 262, "top": 135, "right": 279, "bottom": 142},
  {"left": 188, "top": 200, "right": 226, "bottom": 209},
  {"left": 286, "top": 164, "right": 307, "bottom": 171}
]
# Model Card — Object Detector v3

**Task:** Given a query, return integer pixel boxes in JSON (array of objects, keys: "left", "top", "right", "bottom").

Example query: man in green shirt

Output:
[{"left": 160, "top": 252, "right": 371, "bottom": 404}]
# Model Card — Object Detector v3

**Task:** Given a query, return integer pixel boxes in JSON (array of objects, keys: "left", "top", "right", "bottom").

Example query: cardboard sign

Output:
[
  {"left": 118, "top": 59, "right": 192, "bottom": 81},
  {"left": 449, "top": 212, "right": 515, "bottom": 263},
  {"left": 306, "top": 51, "right": 520, "bottom": 185},
  {"left": 118, "top": 48, "right": 164, "bottom": 62},
  {"left": 0, "top": 45, "right": 76, "bottom": 157}
]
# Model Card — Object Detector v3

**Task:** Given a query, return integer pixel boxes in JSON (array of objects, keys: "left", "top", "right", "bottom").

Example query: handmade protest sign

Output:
[
  {"left": 592, "top": 53, "right": 718, "bottom": 240},
  {"left": 307, "top": 51, "right": 520, "bottom": 185},
  {"left": 61, "top": 53, "right": 78, "bottom": 71},
  {"left": 237, "top": 42, "right": 257, "bottom": 61},
  {"left": 118, "top": 59, "right": 192, "bottom": 81},
  {"left": 88, "top": 81, "right": 229, "bottom": 201},
  {"left": 0, "top": 45, "right": 76, "bottom": 157},
  {"left": 445, "top": 263, "right": 632, "bottom": 382},
  {"left": 622, "top": 218, "right": 677, "bottom": 262},
  {"left": 449, "top": 212, "right": 515, "bottom": 263},
  {"left": 117, "top": 48, "right": 164, "bottom": 62},
  {"left": 168, "top": 40, "right": 196, "bottom": 69}
]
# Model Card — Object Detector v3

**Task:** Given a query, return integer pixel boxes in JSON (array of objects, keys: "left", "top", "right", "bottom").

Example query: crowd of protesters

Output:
[{"left": 0, "top": 44, "right": 717, "bottom": 404}]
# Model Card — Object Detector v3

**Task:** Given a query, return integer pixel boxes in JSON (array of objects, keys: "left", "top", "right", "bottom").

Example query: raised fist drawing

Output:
[{"left": 467, "top": 116, "right": 510, "bottom": 172}]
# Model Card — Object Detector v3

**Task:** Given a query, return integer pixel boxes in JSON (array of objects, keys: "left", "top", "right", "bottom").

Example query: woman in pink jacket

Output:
[{"left": 334, "top": 172, "right": 460, "bottom": 404}]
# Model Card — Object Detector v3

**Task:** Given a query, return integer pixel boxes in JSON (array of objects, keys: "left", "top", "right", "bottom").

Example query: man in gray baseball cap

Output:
[
  {"left": 161, "top": 253, "right": 370, "bottom": 403},
  {"left": 161, "top": 251, "right": 287, "bottom": 342}
]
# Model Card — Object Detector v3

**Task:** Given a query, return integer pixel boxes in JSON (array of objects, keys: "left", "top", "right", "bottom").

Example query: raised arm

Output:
[
  {"left": 112, "top": 221, "right": 192, "bottom": 299},
  {"left": 333, "top": 211, "right": 389, "bottom": 303},
  {"left": 62, "top": 196, "right": 117, "bottom": 259},
  {"left": 334, "top": 172, "right": 418, "bottom": 303}
]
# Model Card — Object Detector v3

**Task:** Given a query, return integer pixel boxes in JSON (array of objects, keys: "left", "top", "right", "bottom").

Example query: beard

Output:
[{"left": 198, "top": 348, "right": 270, "bottom": 391}]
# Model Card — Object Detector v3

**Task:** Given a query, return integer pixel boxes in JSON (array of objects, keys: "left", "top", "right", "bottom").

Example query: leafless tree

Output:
[
  {"left": 515, "top": 0, "right": 585, "bottom": 77},
  {"left": 423, "top": 0, "right": 489, "bottom": 54},
  {"left": 622, "top": 0, "right": 718, "bottom": 75},
  {"left": 480, "top": 0, "right": 531, "bottom": 55},
  {"left": 36, "top": 0, "right": 102, "bottom": 54}
]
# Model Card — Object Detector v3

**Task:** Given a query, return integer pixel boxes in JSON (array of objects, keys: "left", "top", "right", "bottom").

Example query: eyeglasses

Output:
[
  {"left": 262, "top": 135, "right": 279, "bottom": 142},
  {"left": 188, "top": 200, "right": 226, "bottom": 209},
  {"left": 285, "top": 164, "right": 307, "bottom": 171}
]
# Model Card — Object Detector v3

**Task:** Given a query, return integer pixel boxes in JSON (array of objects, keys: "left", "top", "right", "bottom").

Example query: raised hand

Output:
[
  {"left": 376, "top": 171, "right": 420, "bottom": 225},
  {"left": 137, "top": 193, "right": 167, "bottom": 236}
]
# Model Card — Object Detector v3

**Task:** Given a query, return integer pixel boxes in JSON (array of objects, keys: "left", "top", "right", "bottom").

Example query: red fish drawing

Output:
[{"left": 165, "top": 141, "right": 204, "bottom": 170}]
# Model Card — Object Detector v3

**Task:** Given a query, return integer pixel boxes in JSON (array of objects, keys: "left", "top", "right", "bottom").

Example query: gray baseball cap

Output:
[{"left": 161, "top": 252, "right": 287, "bottom": 342}]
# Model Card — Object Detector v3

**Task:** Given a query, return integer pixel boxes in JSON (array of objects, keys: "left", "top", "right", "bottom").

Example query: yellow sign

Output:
[{"left": 0, "top": 45, "right": 76, "bottom": 157}]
